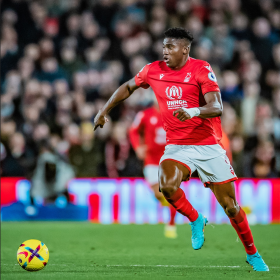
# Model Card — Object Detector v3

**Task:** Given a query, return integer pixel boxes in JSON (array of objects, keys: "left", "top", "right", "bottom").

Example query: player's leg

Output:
[
  {"left": 209, "top": 182, "right": 269, "bottom": 271},
  {"left": 159, "top": 159, "right": 207, "bottom": 249},
  {"left": 143, "top": 165, "right": 177, "bottom": 238},
  {"left": 150, "top": 182, "right": 169, "bottom": 206},
  {"left": 151, "top": 183, "right": 177, "bottom": 226},
  {"left": 159, "top": 160, "right": 196, "bottom": 219},
  {"left": 151, "top": 182, "right": 177, "bottom": 238}
]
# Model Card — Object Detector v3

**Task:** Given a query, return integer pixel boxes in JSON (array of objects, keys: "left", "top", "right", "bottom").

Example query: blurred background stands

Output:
[{"left": 1, "top": 0, "right": 280, "bottom": 182}]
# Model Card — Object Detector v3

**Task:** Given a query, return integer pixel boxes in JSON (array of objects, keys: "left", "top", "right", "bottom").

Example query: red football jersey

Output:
[
  {"left": 134, "top": 57, "right": 222, "bottom": 145},
  {"left": 129, "top": 107, "right": 166, "bottom": 166}
]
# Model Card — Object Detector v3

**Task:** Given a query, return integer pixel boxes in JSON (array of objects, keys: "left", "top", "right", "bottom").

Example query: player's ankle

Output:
[
  {"left": 246, "top": 247, "right": 257, "bottom": 255},
  {"left": 189, "top": 210, "right": 199, "bottom": 222}
]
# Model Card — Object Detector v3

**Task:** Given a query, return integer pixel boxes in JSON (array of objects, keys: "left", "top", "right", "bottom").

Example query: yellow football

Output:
[{"left": 17, "top": 239, "right": 49, "bottom": 271}]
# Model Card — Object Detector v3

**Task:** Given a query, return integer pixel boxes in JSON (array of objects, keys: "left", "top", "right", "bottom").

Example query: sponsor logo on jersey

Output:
[
  {"left": 165, "top": 86, "right": 182, "bottom": 100},
  {"left": 160, "top": 74, "right": 164, "bottom": 79},
  {"left": 166, "top": 99, "right": 188, "bottom": 110},
  {"left": 167, "top": 100, "right": 188, "bottom": 106},
  {"left": 184, "top": 73, "right": 191, "bottom": 82},
  {"left": 208, "top": 72, "right": 217, "bottom": 82}
]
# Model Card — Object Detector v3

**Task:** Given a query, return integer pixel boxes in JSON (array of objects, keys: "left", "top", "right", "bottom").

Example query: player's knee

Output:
[
  {"left": 225, "top": 204, "right": 239, "bottom": 218},
  {"left": 159, "top": 174, "right": 178, "bottom": 197}
]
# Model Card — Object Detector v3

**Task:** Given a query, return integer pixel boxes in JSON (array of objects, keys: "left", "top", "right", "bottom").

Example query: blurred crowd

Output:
[{"left": 1, "top": 0, "right": 280, "bottom": 185}]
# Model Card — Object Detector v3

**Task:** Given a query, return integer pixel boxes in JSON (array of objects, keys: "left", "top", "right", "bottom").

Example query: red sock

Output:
[
  {"left": 164, "top": 188, "right": 198, "bottom": 222},
  {"left": 169, "top": 205, "right": 177, "bottom": 226},
  {"left": 230, "top": 208, "right": 257, "bottom": 255}
]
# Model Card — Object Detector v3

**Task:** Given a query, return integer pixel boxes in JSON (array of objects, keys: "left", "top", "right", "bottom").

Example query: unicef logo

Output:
[{"left": 165, "top": 86, "right": 183, "bottom": 100}]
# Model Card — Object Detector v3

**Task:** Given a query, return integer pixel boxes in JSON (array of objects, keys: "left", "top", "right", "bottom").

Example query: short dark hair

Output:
[{"left": 164, "top": 27, "right": 194, "bottom": 44}]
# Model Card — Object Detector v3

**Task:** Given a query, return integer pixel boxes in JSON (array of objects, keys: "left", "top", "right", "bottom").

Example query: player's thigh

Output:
[
  {"left": 159, "top": 160, "right": 190, "bottom": 195},
  {"left": 209, "top": 182, "right": 239, "bottom": 216},
  {"left": 209, "top": 182, "right": 237, "bottom": 205}
]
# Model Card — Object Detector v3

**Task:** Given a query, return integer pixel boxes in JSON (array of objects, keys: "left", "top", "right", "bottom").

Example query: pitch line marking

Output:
[
  {"left": 107, "top": 265, "right": 241, "bottom": 268},
  {"left": 105, "top": 265, "right": 280, "bottom": 269},
  {"left": 7, "top": 264, "right": 279, "bottom": 269}
]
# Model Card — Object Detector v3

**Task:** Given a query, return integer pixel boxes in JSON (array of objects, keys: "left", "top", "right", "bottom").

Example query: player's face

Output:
[{"left": 163, "top": 38, "right": 189, "bottom": 69}]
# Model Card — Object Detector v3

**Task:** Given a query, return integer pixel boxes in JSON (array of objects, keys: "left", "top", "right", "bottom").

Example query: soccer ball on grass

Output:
[{"left": 17, "top": 239, "right": 49, "bottom": 271}]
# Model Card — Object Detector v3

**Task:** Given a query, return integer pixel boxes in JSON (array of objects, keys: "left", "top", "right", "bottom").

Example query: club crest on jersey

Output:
[
  {"left": 184, "top": 73, "right": 191, "bottom": 82},
  {"left": 165, "top": 86, "right": 182, "bottom": 100},
  {"left": 208, "top": 72, "right": 217, "bottom": 82}
]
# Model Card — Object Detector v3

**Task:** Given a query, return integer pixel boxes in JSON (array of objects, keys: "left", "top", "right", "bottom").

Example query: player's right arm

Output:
[
  {"left": 94, "top": 78, "right": 140, "bottom": 130},
  {"left": 94, "top": 63, "right": 151, "bottom": 130}
]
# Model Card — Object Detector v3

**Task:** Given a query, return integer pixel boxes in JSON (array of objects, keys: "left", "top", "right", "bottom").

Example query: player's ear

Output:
[{"left": 183, "top": 45, "right": 189, "bottom": 55}]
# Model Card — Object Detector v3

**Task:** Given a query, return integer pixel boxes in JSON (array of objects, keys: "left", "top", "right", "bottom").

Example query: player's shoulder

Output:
[
  {"left": 145, "top": 61, "right": 166, "bottom": 70},
  {"left": 189, "top": 57, "right": 211, "bottom": 70},
  {"left": 146, "top": 61, "right": 163, "bottom": 69},
  {"left": 138, "top": 61, "right": 159, "bottom": 75}
]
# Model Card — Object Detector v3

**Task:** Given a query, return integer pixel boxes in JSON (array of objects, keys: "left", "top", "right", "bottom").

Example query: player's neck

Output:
[{"left": 169, "top": 56, "right": 189, "bottom": 70}]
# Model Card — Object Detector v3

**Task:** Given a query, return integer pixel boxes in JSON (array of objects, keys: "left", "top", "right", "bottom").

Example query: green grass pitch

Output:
[{"left": 1, "top": 222, "right": 280, "bottom": 279}]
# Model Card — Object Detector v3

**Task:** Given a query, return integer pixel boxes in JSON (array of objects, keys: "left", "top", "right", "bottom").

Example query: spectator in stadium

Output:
[
  {"left": 250, "top": 17, "right": 274, "bottom": 71},
  {"left": 1, "top": 24, "right": 20, "bottom": 79},
  {"left": 31, "top": 139, "right": 74, "bottom": 206},
  {"left": 221, "top": 70, "right": 243, "bottom": 106},
  {"left": 1, "top": 132, "right": 36, "bottom": 177},
  {"left": 231, "top": 133, "right": 245, "bottom": 177},
  {"left": 36, "top": 57, "right": 66, "bottom": 82},
  {"left": 240, "top": 82, "right": 261, "bottom": 136},
  {"left": 248, "top": 140, "right": 277, "bottom": 178},
  {"left": 105, "top": 121, "right": 141, "bottom": 178},
  {"left": 17, "top": 57, "right": 35, "bottom": 82},
  {"left": 69, "top": 122, "right": 105, "bottom": 177},
  {"left": 60, "top": 47, "right": 85, "bottom": 82}
]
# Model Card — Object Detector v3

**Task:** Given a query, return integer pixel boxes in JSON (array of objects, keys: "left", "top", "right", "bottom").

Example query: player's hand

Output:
[
  {"left": 93, "top": 110, "right": 109, "bottom": 130},
  {"left": 173, "top": 108, "right": 191, "bottom": 122},
  {"left": 135, "top": 145, "right": 147, "bottom": 160}
]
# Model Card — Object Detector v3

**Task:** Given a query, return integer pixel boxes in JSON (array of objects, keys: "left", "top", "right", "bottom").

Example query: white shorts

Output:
[
  {"left": 159, "top": 144, "right": 237, "bottom": 186},
  {"left": 143, "top": 165, "right": 159, "bottom": 186}
]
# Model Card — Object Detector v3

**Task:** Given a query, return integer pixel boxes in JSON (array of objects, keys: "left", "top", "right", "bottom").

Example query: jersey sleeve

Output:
[
  {"left": 134, "top": 64, "right": 151, "bottom": 89},
  {"left": 129, "top": 111, "right": 145, "bottom": 150},
  {"left": 196, "top": 63, "right": 220, "bottom": 95}
]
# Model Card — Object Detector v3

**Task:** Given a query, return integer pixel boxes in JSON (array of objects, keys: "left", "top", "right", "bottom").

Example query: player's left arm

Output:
[
  {"left": 173, "top": 91, "right": 222, "bottom": 121},
  {"left": 197, "top": 91, "right": 223, "bottom": 119}
]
